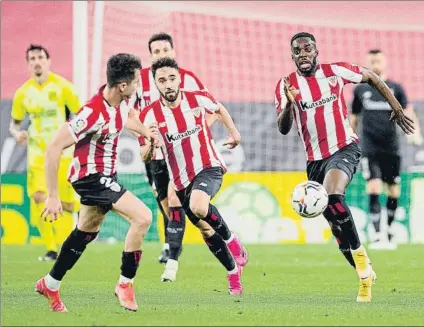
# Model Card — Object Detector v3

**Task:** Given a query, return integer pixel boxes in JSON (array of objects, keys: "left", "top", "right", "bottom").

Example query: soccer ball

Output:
[{"left": 291, "top": 181, "right": 328, "bottom": 218}]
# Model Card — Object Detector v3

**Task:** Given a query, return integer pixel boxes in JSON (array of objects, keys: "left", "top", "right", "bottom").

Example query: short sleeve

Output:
[
  {"left": 275, "top": 78, "right": 288, "bottom": 115},
  {"left": 351, "top": 86, "right": 363, "bottom": 115},
  {"left": 63, "top": 81, "right": 81, "bottom": 114},
  {"left": 11, "top": 88, "right": 26, "bottom": 121},
  {"left": 332, "top": 62, "right": 363, "bottom": 85},
  {"left": 68, "top": 106, "right": 104, "bottom": 142},
  {"left": 395, "top": 83, "right": 408, "bottom": 109},
  {"left": 194, "top": 91, "right": 219, "bottom": 114}
]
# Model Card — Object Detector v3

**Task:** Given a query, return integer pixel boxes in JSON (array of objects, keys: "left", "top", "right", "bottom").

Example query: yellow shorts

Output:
[{"left": 27, "top": 156, "right": 76, "bottom": 204}]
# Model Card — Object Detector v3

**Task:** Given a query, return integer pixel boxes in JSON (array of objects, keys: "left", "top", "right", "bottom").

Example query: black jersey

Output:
[{"left": 352, "top": 80, "right": 407, "bottom": 155}]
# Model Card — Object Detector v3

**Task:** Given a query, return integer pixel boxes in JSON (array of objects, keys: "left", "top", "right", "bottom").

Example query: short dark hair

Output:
[
  {"left": 148, "top": 33, "right": 174, "bottom": 53},
  {"left": 291, "top": 32, "right": 316, "bottom": 46},
  {"left": 368, "top": 49, "right": 383, "bottom": 55},
  {"left": 106, "top": 53, "right": 142, "bottom": 87},
  {"left": 26, "top": 44, "right": 50, "bottom": 60},
  {"left": 151, "top": 57, "right": 179, "bottom": 78}
]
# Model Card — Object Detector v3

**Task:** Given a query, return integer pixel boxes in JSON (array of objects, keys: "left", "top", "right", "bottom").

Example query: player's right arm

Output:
[
  {"left": 42, "top": 106, "right": 103, "bottom": 221},
  {"left": 9, "top": 88, "right": 28, "bottom": 145},
  {"left": 276, "top": 77, "right": 298, "bottom": 135}
]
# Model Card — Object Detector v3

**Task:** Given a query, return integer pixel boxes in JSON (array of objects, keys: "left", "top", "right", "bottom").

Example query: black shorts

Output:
[
  {"left": 176, "top": 167, "right": 224, "bottom": 223},
  {"left": 360, "top": 153, "right": 401, "bottom": 185},
  {"left": 306, "top": 142, "right": 361, "bottom": 184},
  {"left": 145, "top": 160, "right": 170, "bottom": 202},
  {"left": 72, "top": 173, "right": 127, "bottom": 213}
]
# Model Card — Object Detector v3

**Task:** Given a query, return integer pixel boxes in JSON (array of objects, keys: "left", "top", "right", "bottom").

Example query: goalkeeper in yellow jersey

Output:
[{"left": 9, "top": 44, "right": 81, "bottom": 261}]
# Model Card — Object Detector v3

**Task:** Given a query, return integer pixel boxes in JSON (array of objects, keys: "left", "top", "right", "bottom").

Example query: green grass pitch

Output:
[{"left": 1, "top": 243, "right": 424, "bottom": 326}]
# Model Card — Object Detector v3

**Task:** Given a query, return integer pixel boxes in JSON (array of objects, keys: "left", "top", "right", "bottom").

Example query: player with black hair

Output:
[
  {"left": 275, "top": 32, "right": 414, "bottom": 302},
  {"left": 35, "top": 53, "right": 159, "bottom": 312},
  {"left": 351, "top": 49, "right": 422, "bottom": 249}
]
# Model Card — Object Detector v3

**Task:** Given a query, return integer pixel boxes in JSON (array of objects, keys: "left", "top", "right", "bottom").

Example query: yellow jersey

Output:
[{"left": 11, "top": 72, "right": 81, "bottom": 162}]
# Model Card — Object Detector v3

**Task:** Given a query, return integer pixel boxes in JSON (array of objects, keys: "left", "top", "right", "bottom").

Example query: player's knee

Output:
[
  {"left": 61, "top": 202, "right": 74, "bottom": 213},
  {"left": 33, "top": 192, "right": 47, "bottom": 204},
  {"left": 132, "top": 208, "right": 152, "bottom": 230},
  {"left": 387, "top": 184, "right": 400, "bottom": 198},
  {"left": 190, "top": 202, "right": 208, "bottom": 219},
  {"left": 366, "top": 179, "right": 381, "bottom": 194}
]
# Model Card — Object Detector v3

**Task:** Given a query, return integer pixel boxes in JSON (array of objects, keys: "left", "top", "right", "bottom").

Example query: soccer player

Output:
[
  {"left": 35, "top": 53, "right": 159, "bottom": 312},
  {"left": 351, "top": 49, "right": 423, "bottom": 250},
  {"left": 139, "top": 57, "right": 245, "bottom": 295},
  {"left": 136, "top": 33, "right": 243, "bottom": 282},
  {"left": 9, "top": 44, "right": 81, "bottom": 261},
  {"left": 275, "top": 32, "right": 414, "bottom": 302}
]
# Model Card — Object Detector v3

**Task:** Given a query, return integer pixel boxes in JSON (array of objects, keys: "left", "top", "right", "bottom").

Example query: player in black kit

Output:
[{"left": 351, "top": 49, "right": 422, "bottom": 250}]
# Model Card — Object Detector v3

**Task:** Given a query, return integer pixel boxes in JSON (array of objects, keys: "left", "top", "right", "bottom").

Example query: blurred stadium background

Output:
[{"left": 1, "top": 1, "right": 424, "bottom": 247}]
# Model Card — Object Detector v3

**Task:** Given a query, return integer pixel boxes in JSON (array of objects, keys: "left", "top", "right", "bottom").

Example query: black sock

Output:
[
  {"left": 324, "top": 194, "right": 361, "bottom": 251},
  {"left": 204, "top": 232, "right": 236, "bottom": 271},
  {"left": 336, "top": 237, "right": 356, "bottom": 268},
  {"left": 167, "top": 207, "right": 186, "bottom": 261},
  {"left": 203, "top": 204, "right": 232, "bottom": 241},
  {"left": 121, "top": 250, "right": 142, "bottom": 279},
  {"left": 50, "top": 228, "right": 98, "bottom": 281},
  {"left": 369, "top": 194, "right": 381, "bottom": 233},
  {"left": 156, "top": 199, "right": 169, "bottom": 244},
  {"left": 387, "top": 197, "right": 398, "bottom": 240}
]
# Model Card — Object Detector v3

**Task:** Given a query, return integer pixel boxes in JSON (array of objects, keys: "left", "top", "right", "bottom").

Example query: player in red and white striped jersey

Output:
[
  {"left": 275, "top": 32, "right": 414, "bottom": 303},
  {"left": 140, "top": 57, "right": 247, "bottom": 295},
  {"left": 136, "top": 33, "right": 234, "bottom": 283},
  {"left": 35, "top": 54, "right": 159, "bottom": 312}
]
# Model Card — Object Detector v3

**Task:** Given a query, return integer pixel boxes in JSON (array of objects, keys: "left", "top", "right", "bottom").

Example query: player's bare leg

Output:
[
  {"left": 36, "top": 204, "right": 105, "bottom": 312},
  {"left": 322, "top": 168, "right": 376, "bottom": 302},
  {"left": 112, "top": 191, "right": 152, "bottom": 311},
  {"left": 189, "top": 189, "right": 244, "bottom": 295}
]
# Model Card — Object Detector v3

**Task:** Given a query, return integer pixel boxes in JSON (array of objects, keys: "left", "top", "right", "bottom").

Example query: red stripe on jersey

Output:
[
  {"left": 185, "top": 92, "right": 210, "bottom": 168},
  {"left": 75, "top": 137, "right": 91, "bottom": 177},
  {"left": 275, "top": 78, "right": 283, "bottom": 113},
  {"left": 290, "top": 73, "right": 313, "bottom": 160},
  {"left": 95, "top": 109, "right": 110, "bottom": 173},
  {"left": 141, "top": 69, "right": 151, "bottom": 105},
  {"left": 111, "top": 108, "right": 123, "bottom": 174},
  {"left": 323, "top": 65, "right": 347, "bottom": 149},
  {"left": 172, "top": 103, "right": 197, "bottom": 183},
  {"left": 152, "top": 103, "right": 184, "bottom": 190},
  {"left": 305, "top": 76, "right": 330, "bottom": 158}
]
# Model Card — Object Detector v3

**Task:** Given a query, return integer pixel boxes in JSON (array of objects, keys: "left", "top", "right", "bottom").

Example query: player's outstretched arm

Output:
[
  {"left": 42, "top": 124, "right": 75, "bottom": 222},
  {"left": 126, "top": 108, "right": 159, "bottom": 145},
  {"left": 361, "top": 68, "right": 415, "bottom": 134},
  {"left": 215, "top": 103, "right": 241, "bottom": 149}
]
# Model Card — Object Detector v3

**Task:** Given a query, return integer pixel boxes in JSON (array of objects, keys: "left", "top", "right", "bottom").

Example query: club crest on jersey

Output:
[
  {"left": 72, "top": 117, "right": 88, "bottom": 133},
  {"left": 166, "top": 125, "right": 202, "bottom": 143},
  {"left": 300, "top": 94, "right": 338, "bottom": 111},
  {"left": 327, "top": 76, "right": 338, "bottom": 87},
  {"left": 192, "top": 107, "right": 202, "bottom": 118}
]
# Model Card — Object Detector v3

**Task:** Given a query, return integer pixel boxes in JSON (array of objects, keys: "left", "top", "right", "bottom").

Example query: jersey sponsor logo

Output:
[
  {"left": 300, "top": 94, "right": 338, "bottom": 111},
  {"left": 327, "top": 76, "right": 338, "bottom": 87},
  {"left": 165, "top": 125, "right": 202, "bottom": 143},
  {"left": 100, "top": 176, "right": 122, "bottom": 192}
]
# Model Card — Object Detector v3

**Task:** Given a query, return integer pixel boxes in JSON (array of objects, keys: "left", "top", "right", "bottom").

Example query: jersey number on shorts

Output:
[{"left": 100, "top": 177, "right": 122, "bottom": 192}]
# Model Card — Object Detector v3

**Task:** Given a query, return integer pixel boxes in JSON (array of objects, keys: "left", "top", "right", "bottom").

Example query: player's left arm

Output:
[
  {"left": 198, "top": 92, "right": 241, "bottom": 149},
  {"left": 63, "top": 81, "right": 81, "bottom": 114},
  {"left": 360, "top": 68, "right": 414, "bottom": 134}
]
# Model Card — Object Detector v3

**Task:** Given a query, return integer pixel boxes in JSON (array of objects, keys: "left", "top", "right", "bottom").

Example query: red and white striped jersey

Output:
[
  {"left": 135, "top": 67, "right": 207, "bottom": 160},
  {"left": 138, "top": 90, "right": 226, "bottom": 191},
  {"left": 275, "top": 62, "right": 363, "bottom": 162},
  {"left": 67, "top": 85, "right": 131, "bottom": 182}
]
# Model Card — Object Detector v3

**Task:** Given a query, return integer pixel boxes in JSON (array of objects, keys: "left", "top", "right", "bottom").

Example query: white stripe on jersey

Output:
[
  {"left": 88, "top": 134, "right": 101, "bottom": 176},
  {"left": 296, "top": 75, "right": 321, "bottom": 159},
  {"left": 103, "top": 109, "right": 116, "bottom": 175},
  {"left": 315, "top": 69, "right": 339, "bottom": 153}
]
